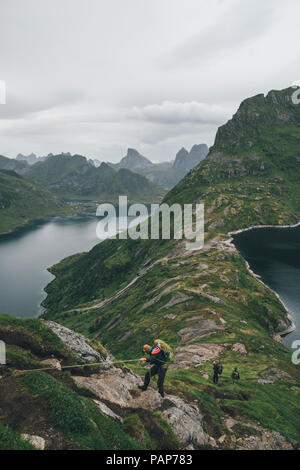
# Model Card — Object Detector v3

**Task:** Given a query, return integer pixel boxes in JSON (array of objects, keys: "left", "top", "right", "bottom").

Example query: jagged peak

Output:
[
  {"left": 176, "top": 147, "right": 189, "bottom": 156},
  {"left": 190, "top": 143, "right": 208, "bottom": 153}
]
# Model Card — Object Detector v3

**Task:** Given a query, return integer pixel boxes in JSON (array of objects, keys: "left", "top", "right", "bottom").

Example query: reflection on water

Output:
[{"left": 233, "top": 225, "right": 300, "bottom": 349}]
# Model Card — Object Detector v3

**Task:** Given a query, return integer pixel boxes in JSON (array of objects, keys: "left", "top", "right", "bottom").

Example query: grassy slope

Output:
[
  {"left": 0, "top": 315, "right": 143, "bottom": 450},
  {"left": 42, "top": 88, "right": 300, "bottom": 444},
  {"left": 0, "top": 169, "right": 79, "bottom": 234},
  {"left": 0, "top": 155, "right": 28, "bottom": 174}
]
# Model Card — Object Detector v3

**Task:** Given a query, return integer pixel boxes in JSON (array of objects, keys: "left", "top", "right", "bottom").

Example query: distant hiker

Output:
[
  {"left": 138, "top": 339, "right": 173, "bottom": 398},
  {"left": 232, "top": 367, "right": 240, "bottom": 383},
  {"left": 212, "top": 360, "right": 223, "bottom": 384}
]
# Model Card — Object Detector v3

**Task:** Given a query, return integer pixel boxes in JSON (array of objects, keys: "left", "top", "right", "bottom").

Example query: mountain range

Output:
[
  {"left": 24, "top": 153, "right": 166, "bottom": 202},
  {"left": 12, "top": 144, "right": 209, "bottom": 191},
  {"left": 16, "top": 153, "right": 51, "bottom": 165},
  {"left": 0, "top": 153, "right": 166, "bottom": 208},
  {"left": 108, "top": 145, "right": 209, "bottom": 189}
]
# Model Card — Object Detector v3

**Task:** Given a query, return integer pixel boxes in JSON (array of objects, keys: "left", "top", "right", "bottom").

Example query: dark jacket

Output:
[{"left": 146, "top": 345, "right": 166, "bottom": 367}]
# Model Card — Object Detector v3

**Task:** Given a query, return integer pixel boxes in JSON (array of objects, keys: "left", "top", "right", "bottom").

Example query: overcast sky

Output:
[{"left": 0, "top": 0, "right": 300, "bottom": 163}]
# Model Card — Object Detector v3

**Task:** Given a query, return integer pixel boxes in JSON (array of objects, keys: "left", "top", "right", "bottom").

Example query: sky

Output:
[{"left": 0, "top": 0, "right": 300, "bottom": 163}]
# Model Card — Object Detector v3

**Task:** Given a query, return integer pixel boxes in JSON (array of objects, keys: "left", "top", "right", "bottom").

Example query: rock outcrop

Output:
[
  {"left": 178, "top": 320, "right": 223, "bottom": 343},
  {"left": 232, "top": 343, "right": 247, "bottom": 355},
  {"left": 21, "top": 434, "right": 46, "bottom": 450},
  {"left": 44, "top": 321, "right": 104, "bottom": 363},
  {"left": 171, "top": 343, "right": 226, "bottom": 370},
  {"left": 73, "top": 364, "right": 214, "bottom": 449}
]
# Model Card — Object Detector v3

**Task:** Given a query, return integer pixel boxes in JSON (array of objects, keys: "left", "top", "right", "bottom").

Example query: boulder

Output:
[
  {"left": 161, "top": 396, "right": 215, "bottom": 449},
  {"left": 73, "top": 367, "right": 143, "bottom": 408},
  {"left": 40, "top": 359, "right": 61, "bottom": 370},
  {"left": 232, "top": 343, "right": 247, "bottom": 355},
  {"left": 21, "top": 434, "right": 46, "bottom": 450},
  {"left": 44, "top": 321, "right": 104, "bottom": 363},
  {"left": 93, "top": 400, "right": 123, "bottom": 424}
]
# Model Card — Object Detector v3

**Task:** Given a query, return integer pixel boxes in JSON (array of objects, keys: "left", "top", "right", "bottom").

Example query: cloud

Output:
[
  {"left": 140, "top": 123, "right": 209, "bottom": 145},
  {"left": 0, "top": 0, "right": 299, "bottom": 162},
  {"left": 0, "top": 90, "right": 83, "bottom": 120},
  {"left": 163, "top": 0, "right": 281, "bottom": 67},
  {"left": 128, "top": 100, "right": 231, "bottom": 125}
]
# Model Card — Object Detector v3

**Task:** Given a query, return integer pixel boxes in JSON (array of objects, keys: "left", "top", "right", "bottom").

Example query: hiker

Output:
[
  {"left": 232, "top": 367, "right": 240, "bottom": 383},
  {"left": 138, "top": 339, "right": 173, "bottom": 398},
  {"left": 212, "top": 360, "right": 223, "bottom": 384}
]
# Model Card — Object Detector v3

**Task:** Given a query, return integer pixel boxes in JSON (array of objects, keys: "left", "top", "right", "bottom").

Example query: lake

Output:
[
  {"left": 0, "top": 212, "right": 102, "bottom": 318},
  {"left": 232, "top": 225, "right": 300, "bottom": 349},
  {"left": 0, "top": 210, "right": 148, "bottom": 319}
]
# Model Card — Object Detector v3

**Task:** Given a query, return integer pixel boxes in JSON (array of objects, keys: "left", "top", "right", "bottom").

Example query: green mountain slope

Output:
[
  {"left": 0, "top": 169, "right": 73, "bottom": 234},
  {"left": 0, "top": 155, "right": 29, "bottom": 175},
  {"left": 0, "top": 315, "right": 142, "bottom": 450},
  {"left": 42, "top": 87, "right": 300, "bottom": 447},
  {"left": 25, "top": 154, "right": 165, "bottom": 202}
]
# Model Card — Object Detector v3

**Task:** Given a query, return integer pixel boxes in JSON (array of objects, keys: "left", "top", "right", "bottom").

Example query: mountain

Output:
[
  {"left": 172, "top": 147, "right": 189, "bottom": 169},
  {"left": 0, "top": 154, "right": 28, "bottom": 175},
  {"left": 92, "top": 159, "right": 102, "bottom": 168},
  {"left": 40, "top": 87, "right": 300, "bottom": 448},
  {"left": 0, "top": 169, "right": 71, "bottom": 233},
  {"left": 25, "top": 153, "right": 165, "bottom": 202},
  {"left": 173, "top": 144, "right": 209, "bottom": 171},
  {"left": 112, "top": 148, "right": 154, "bottom": 172},
  {"left": 16, "top": 153, "right": 52, "bottom": 165},
  {"left": 16, "top": 153, "right": 37, "bottom": 164},
  {"left": 108, "top": 145, "right": 209, "bottom": 189}
]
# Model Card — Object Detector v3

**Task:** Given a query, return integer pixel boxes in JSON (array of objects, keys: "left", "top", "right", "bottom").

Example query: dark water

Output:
[
  {"left": 233, "top": 225, "right": 300, "bottom": 348},
  {"left": 0, "top": 211, "right": 145, "bottom": 319},
  {"left": 0, "top": 212, "right": 101, "bottom": 318}
]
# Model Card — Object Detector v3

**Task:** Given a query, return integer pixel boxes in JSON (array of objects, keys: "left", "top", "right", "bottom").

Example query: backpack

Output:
[
  {"left": 217, "top": 363, "right": 223, "bottom": 375},
  {"left": 154, "top": 339, "right": 174, "bottom": 365},
  {"left": 232, "top": 371, "right": 240, "bottom": 380}
]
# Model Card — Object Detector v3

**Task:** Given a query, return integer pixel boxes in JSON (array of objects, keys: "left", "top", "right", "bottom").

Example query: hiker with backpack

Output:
[
  {"left": 212, "top": 360, "right": 223, "bottom": 384},
  {"left": 232, "top": 367, "right": 240, "bottom": 383},
  {"left": 138, "top": 339, "right": 173, "bottom": 398}
]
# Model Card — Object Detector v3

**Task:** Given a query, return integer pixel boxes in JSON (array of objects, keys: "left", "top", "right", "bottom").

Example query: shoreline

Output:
[
  {"left": 0, "top": 203, "right": 90, "bottom": 237},
  {"left": 226, "top": 221, "right": 300, "bottom": 340}
]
